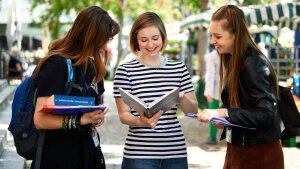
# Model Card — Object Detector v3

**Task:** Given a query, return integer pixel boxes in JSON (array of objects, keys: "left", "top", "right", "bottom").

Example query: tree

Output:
[{"left": 31, "top": 0, "right": 181, "bottom": 77}]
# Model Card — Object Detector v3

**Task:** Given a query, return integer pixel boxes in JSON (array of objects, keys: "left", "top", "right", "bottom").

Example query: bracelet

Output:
[
  {"left": 68, "top": 115, "right": 73, "bottom": 129},
  {"left": 72, "top": 116, "right": 77, "bottom": 129},
  {"left": 62, "top": 116, "right": 68, "bottom": 130},
  {"left": 75, "top": 115, "right": 81, "bottom": 130}
]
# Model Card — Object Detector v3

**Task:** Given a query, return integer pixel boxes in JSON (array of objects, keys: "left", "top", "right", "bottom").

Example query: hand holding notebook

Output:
[
  {"left": 185, "top": 113, "right": 256, "bottom": 130},
  {"left": 119, "top": 87, "right": 179, "bottom": 117}
]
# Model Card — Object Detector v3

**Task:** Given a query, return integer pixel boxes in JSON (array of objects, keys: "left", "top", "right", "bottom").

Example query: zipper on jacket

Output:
[{"left": 242, "top": 130, "right": 245, "bottom": 145}]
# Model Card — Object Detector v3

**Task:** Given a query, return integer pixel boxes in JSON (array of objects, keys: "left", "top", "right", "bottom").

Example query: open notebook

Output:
[{"left": 119, "top": 87, "right": 179, "bottom": 117}]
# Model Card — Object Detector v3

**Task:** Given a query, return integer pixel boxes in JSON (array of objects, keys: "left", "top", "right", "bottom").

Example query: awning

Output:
[
  {"left": 180, "top": 2, "right": 300, "bottom": 32},
  {"left": 245, "top": 2, "right": 300, "bottom": 29},
  {"left": 180, "top": 9, "right": 214, "bottom": 32}
]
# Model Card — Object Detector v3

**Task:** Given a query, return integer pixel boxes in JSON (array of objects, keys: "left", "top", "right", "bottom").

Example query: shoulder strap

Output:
[
  {"left": 34, "top": 131, "right": 45, "bottom": 169},
  {"left": 34, "top": 58, "right": 85, "bottom": 169},
  {"left": 64, "top": 59, "right": 83, "bottom": 94}
]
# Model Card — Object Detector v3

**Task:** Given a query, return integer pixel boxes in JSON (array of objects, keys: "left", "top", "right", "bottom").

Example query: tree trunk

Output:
[
  {"left": 197, "top": 0, "right": 209, "bottom": 77},
  {"left": 42, "top": 23, "right": 51, "bottom": 53},
  {"left": 113, "top": 10, "right": 124, "bottom": 78},
  {"left": 197, "top": 30, "right": 208, "bottom": 77}
]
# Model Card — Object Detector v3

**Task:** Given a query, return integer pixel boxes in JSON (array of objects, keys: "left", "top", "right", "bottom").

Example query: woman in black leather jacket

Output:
[{"left": 198, "top": 5, "right": 284, "bottom": 169}]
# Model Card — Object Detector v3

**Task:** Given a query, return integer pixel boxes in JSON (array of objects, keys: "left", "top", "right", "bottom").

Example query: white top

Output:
[
  {"left": 113, "top": 58, "right": 194, "bottom": 159},
  {"left": 204, "top": 49, "right": 220, "bottom": 100}
]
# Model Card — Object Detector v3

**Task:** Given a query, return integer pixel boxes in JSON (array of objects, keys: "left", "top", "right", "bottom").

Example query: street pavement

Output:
[{"left": 98, "top": 80, "right": 300, "bottom": 169}]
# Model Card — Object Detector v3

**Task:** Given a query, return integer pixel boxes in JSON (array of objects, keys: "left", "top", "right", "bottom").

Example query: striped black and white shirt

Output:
[{"left": 113, "top": 58, "right": 194, "bottom": 159}]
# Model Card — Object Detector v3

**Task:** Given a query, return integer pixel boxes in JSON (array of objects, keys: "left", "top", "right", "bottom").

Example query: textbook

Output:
[
  {"left": 119, "top": 87, "right": 179, "bottom": 117},
  {"left": 46, "top": 95, "right": 95, "bottom": 106},
  {"left": 185, "top": 113, "right": 256, "bottom": 130},
  {"left": 41, "top": 105, "right": 107, "bottom": 115}
]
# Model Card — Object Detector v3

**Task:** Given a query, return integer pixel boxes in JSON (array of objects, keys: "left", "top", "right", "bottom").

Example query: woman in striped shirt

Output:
[{"left": 113, "top": 12, "right": 198, "bottom": 169}]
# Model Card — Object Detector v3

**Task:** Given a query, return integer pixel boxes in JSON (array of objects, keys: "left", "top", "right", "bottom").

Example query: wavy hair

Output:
[{"left": 34, "top": 6, "right": 120, "bottom": 83}]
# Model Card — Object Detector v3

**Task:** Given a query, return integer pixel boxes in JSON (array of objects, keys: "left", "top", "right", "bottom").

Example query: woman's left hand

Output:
[
  {"left": 212, "top": 122, "right": 225, "bottom": 129},
  {"left": 197, "top": 108, "right": 228, "bottom": 123},
  {"left": 92, "top": 108, "right": 108, "bottom": 127},
  {"left": 197, "top": 109, "right": 216, "bottom": 122}
]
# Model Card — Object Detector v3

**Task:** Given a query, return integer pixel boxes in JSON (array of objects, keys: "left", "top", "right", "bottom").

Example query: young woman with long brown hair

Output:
[
  {"left": 198, "top": 5, "right": 284, "bottom": 169},
  {"left": 32, "top": 6, "right": 120, "bottom": 169}
]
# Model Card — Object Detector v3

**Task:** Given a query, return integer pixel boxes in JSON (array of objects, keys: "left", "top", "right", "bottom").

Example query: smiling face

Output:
[
  {"left": 209, "top": 19, "right": 235, "bottom": 55},
  {"left": 136, "top": 25, "right": 163, "bottom": 58}
]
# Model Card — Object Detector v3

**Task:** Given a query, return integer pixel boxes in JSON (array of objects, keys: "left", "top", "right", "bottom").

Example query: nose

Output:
[
  {"left": 210, "top": 37, "right": 216, "bottom": 45},
  {"left": 147, "top": 40, "right": 154, "bottom": 48}
]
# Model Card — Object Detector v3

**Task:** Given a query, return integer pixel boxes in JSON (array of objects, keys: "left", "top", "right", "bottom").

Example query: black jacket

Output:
[{"left": 220, "top": 47, "right": 281, "bottom": 145}]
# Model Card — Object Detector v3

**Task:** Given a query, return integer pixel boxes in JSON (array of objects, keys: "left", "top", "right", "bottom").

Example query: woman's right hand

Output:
[
  {"left": 139, "top": 110, "right": 163, "bottom": 129},
  {"left": 80, "top": 108, "right": 108, "bottom": 126}
]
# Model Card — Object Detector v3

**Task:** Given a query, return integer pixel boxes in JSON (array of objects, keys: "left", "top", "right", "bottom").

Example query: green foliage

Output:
[
  {"left": 31, "top": 0, "right": 181, "bottom": 39},
  {"left": 168, "top": 39, "right": 184, "bottom": 45},
  {"left": 31, "top": 0, "right": 99, "bottom": 39},
  {"left": 163, "top": 48, "right": 180, "bottom": 54},
  {"left": 177, "top": 0, "right": 201, "bottom": 13}
]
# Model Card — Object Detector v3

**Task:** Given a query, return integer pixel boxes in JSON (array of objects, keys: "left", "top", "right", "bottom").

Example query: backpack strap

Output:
[
  {"left": 34, "top": 58, "right": 82, "bottom": 169},
  {"left": 64, "top": 59, "right": 83, "bottom": 94},
  {"left": 34, "top": 131, "right": 45, "bottom": 169}
]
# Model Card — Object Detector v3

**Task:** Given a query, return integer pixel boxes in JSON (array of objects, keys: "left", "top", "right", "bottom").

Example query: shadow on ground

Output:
[{"left": 179, "top": 116, "right": 227, "bottom": 152}]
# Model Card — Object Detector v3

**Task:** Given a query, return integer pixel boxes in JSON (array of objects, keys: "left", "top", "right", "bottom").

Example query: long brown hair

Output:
[
  {"left": 34, "top": 6, "right": 120, "bottom": 83},
  {"left": 212, "top": 5, "right": 278, "bottom": 108}
]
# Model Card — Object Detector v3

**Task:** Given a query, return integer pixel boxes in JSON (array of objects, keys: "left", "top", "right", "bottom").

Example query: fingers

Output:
[
  {"left": 179, "top": 92, "right": 184, "bottom": 99},
  {"left": 81, "top": 108, "right": 108, "bottom": 125},
  {"left": 197, "top": 109, "right": 213, "bottom": 123},
  {"left": 92, "top": 118, "right": 105, "bottom": 127},
  {"left": 140, "top": 110, "right": 163, "bottom": 129},
  {"left": 213, "top": 122, "right": 225, "bottom": 129},
  {"left": 149, "top": 111, "right": 162, "bottom": 128}
]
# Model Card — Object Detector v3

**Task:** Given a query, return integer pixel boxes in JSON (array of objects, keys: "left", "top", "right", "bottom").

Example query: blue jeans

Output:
[{"left": 121, "top": 157, "right": 188, "bottom": 169}]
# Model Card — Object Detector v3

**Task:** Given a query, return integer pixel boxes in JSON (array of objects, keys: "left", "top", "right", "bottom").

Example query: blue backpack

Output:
[{"left": 8, "top": 58, "right": 77, "bottom": 161}]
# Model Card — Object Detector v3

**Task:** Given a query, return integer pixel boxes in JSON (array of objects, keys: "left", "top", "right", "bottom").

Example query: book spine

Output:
[{"left": 54, "top": 95, "right": 95, "bottom": 106}]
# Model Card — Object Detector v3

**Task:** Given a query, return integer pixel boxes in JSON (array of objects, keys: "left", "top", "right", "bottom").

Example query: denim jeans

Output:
[{"left": 121, "top": 157, "right": 188, "bottom": 169}]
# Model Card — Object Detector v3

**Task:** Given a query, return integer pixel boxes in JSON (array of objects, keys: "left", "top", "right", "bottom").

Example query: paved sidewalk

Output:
[{"left": 99, "top": 80, "right": 300, "bottom": 169}]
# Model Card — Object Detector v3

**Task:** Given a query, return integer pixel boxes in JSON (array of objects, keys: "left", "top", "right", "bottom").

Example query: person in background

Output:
[
  {"left": 32, "top": 6, "right": 120, "bottom": 169},
  {"left": 8, "top": 46, "right": 24, "bottom": 81},
  {"left": 113, "top": 12, "right": 198, "bottom": 169},
  {"left": 204, "top": 45, "right": 220, "bottom": 145},
  {"left": 198, "top": 5, "right": 284, "bottom": 169}
]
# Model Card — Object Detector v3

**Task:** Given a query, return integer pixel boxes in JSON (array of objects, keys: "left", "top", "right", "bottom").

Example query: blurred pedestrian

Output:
[
  {"left": 113, "top": 12, "right": 198, "bottom": 169},
  {"left": 32, "top": 6, "right": 120, "bottom": 169},
  {"left": 8, "top": 46, "right": 24, "bottom": 81},
  {"left": 204, "top": 45, "right": 220, "bottom": 145},
  {"left": 197, "top": 5, "right": 284, "bottom": 169}
]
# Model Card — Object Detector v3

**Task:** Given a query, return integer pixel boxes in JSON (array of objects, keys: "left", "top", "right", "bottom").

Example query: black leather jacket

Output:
[{"left": 220, "top": 47, "right": 281, "bottom": 145}]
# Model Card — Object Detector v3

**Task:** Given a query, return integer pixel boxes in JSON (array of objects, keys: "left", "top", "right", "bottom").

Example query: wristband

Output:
[
  {"left": 62, "top": 116, "right": 68, "bottom": 130},
  {"left": 75, "top": 115, "right": 82, "bottom": 130}
]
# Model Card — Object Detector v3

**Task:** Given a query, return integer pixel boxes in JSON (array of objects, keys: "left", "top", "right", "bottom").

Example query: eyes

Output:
[
  {"left": 210, "top": 34, "right": 222, "bottom": 40},
  {"left": 139, "top": 35, "right": 160, "bottom": 43}
]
